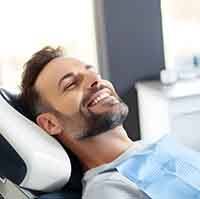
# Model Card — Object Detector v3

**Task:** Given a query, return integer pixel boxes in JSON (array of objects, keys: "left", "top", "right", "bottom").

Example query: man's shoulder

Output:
[
  {"left": 82, "top": 170, "right": 149, "bottom": 199},
  {"left": 83, "top": 169, "right": 129, "bottom": 188}
]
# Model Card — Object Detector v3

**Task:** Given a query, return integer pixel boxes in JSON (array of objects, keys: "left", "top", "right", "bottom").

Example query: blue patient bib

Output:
[{"left": 117, "top": 135, "right": 200, "bottom": 199}]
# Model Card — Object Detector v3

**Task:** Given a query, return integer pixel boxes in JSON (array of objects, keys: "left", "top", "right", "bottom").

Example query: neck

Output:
[{"left": 59, "top": 126, "right": 134, "bottom": 170}]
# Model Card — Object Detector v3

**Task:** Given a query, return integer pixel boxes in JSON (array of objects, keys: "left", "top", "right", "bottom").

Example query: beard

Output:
[
  {"left": 79, "top": 99, "right": 129, "bottom": 140},
  {"left": 54, "top": 88, "right": 129, "bottom": 140}
]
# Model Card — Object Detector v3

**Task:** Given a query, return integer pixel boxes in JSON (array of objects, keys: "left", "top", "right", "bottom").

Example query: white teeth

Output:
[
  {"left": 96, "top": 97, "right": 101, "bottom": 102},
  {"left": 90, "top": 93, "right": 110, "bottom": 106}
]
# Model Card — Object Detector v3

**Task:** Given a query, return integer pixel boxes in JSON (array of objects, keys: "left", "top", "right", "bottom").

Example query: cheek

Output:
[{"left": 54, "top": 93, "right": 83, "bottom": 116}]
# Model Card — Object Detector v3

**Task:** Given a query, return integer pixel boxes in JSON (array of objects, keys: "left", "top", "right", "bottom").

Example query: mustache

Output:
[{"left": 82, "top": 84, "right": 112, "bottom": 108}]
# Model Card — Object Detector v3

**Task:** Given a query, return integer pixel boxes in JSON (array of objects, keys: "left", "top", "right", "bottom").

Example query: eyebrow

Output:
[
  {"left": 85, "top": 65, "right": 93, "bottom": 69},
  {"left": 57, "top": 65, "right": 94, "bottom": 89}
]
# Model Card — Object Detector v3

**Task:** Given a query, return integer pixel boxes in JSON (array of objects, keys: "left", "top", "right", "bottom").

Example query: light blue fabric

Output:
[{"left": 117, "top": 135, "right": 200, "bottom": 199}]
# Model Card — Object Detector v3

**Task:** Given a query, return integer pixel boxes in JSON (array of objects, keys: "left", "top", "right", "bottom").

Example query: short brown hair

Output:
[{"left": 20, "top": 46, "right": 64, "bottom": 121}]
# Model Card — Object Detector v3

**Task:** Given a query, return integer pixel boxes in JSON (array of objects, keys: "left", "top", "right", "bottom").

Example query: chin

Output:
[{"left": 80, "top": 101, "right": 129, "bottom": 140}]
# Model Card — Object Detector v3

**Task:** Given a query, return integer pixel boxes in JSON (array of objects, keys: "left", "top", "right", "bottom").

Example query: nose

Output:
[
  {"left": 90, "top": 80, "right": 98, "bottom": 88},
  {"left": 84, "top": 71, "right": 101, "bottom": 90}
]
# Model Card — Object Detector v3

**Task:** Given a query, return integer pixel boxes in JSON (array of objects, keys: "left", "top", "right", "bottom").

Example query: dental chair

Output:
[{"left": 0, "top": 88, "right": 83, "bottom": 199}]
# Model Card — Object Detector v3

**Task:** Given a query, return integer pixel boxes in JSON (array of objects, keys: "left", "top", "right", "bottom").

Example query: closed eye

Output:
[{"left": 63, "top": 81, "right": 77, "bottom": 92}]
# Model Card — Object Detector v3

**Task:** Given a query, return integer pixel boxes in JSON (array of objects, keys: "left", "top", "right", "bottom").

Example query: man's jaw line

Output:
[{"left": 75, "top": 125, "right": 125, "bottom": 141}]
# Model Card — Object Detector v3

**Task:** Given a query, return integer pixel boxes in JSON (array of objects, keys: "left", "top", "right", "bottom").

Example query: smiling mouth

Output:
[{"left": 87, "top": 89, "right": 119, "bottom": 108}]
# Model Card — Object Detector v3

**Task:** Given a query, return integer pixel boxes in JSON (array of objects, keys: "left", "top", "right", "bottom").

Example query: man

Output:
[
  {"left": 20, "top": 47, "right": 200, "bottom": 199},
  {"left": 20, "top": 46, "right": 149, "bottom": 198}
]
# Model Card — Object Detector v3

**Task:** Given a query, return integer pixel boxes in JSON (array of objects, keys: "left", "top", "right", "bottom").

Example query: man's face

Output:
[{"left": 35, "top": 57, "right": 128, "bottom": 140}]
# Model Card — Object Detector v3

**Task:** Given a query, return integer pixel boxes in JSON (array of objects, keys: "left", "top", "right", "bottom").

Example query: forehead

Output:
[{"left": 34, "top": 57, "right": 85, "bottom": 94}]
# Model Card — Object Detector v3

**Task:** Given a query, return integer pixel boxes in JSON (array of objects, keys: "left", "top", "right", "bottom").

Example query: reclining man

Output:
[{"left": 20, "top": 46, "right": 200, "bottom": 199}]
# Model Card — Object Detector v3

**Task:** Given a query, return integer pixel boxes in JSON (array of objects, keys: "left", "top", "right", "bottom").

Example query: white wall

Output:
[
  {"left": 0, "top": 0, "right": 98, "bottom": 90},
  {"left": 161, "top": 0, "right": 200, "bottom": 70}
]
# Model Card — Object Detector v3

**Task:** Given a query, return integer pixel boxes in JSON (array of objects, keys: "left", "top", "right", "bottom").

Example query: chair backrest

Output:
[{"left": 0, "top": 88, "right": 71, "bottom": 192}]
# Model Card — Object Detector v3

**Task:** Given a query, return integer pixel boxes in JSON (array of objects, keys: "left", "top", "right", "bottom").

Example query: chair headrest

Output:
[{"left": 0, "top": 88, "right": 71, "bottom": 192}]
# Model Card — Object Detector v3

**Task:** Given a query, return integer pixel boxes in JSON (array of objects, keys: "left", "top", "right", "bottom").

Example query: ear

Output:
[{"left": 36, "top": 113, "right": 63, "bottom": 135}]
